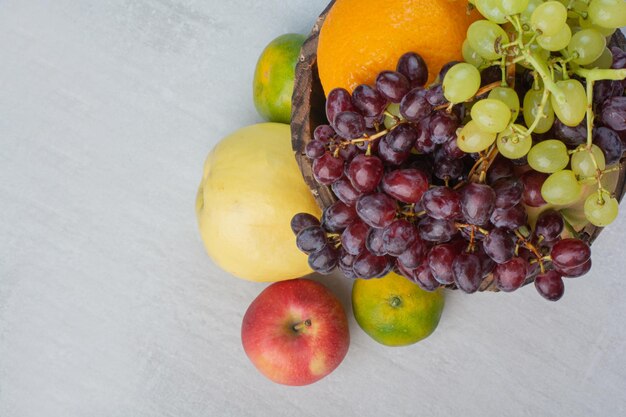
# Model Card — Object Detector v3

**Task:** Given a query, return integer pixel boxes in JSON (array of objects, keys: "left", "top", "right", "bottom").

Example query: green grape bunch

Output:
[{"left": 446, "top": 0, "right": 626, "bottom": 227}]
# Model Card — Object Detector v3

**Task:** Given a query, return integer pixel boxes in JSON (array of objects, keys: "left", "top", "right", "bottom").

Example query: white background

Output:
[{"left": 1, "top": 1, "right": 625, "bottom": 416}]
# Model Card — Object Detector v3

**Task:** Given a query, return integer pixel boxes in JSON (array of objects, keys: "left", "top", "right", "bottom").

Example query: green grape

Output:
[
  {"left": 488, "top": 87, "right": 520, "bottom": 122},
  {"left": 384, "top": 103, "right": 402, "bottom": 130},
  {"left": 528, "top": 140, "right": 570, "bottom": 173},
  {"left": 523, "top": 89, "right": 555, "bottom": 134},
  {"left": 541, "top": 170, "right": 582, "bottom": 206},
  {"left": 474, "top": 0, "right": 508, "bottom": 23},
  {"left": 579, "top": 15, "right": 617, "bottom": 37},
  {"left": 521, "top": 0, "right": 545, "bottom": 22},
  {"left": 457, "top": 120, "right": 497, "bottom": 153},
  {"left": 586, "top": 47, "right": 614, "bottom": 69},
  {"left": 550, "top": 79, "right": 587, "bottom": 127},
  {"left": 467, "top": 20, "right": 510, "bottom": 60},
  {"left": 584, "top": 191, "right": 619, "bottom": 227},
  {"left": 471, "top": 98, "right": 512, "bottom": 133},
  {"left": 462, "top": 39, "right": 485, "bottom": 68},
  {"left": 557, "top": 0, "right": 589, "bottom": 17},
  {"left": 531, "top": 1, "right": 568, "bottom": 36},
  {"left": 537, "top": 24, "right": 572, "bottom": 51},
  {"left": 588, "top": 0, "right": 626, "bottom": 29},
  {"left": 568, "top": 28, "right": 607, "bottom": 65},
  {"left": 496, "top": 125, "right": 532, "bottom": 159},
  {"left": 443, "top": 63, "right": 481, "bottom": 104},
  {"left": 571, "top": 145, "right": 606, "bottom": 178},
  {"left": 501, "top": 0, "right": 530, "bottom": 15}
]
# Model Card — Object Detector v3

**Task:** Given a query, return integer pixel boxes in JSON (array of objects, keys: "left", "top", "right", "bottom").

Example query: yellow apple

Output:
[{"left": 195, "top": 123, "right": 320, "bottom": 281}]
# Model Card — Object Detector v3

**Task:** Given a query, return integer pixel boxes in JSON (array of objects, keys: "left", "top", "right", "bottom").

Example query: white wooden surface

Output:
[{"left": 1, "top": 1, "right": 625, "bottom": 416}]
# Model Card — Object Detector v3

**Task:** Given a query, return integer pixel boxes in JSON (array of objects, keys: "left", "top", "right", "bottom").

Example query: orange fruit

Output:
[
  {"left": 352, "top": 272, "right": 444, "bottom": 347},
  {"left": 317, "top": 0, "right": 480, "bottom": 95},
  {"left": 253, "top": 33, "right": 305, "bottom": 123}
]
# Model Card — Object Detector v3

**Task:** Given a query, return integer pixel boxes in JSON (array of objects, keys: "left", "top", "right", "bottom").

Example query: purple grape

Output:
[
  {"left": 338, "top": 143, "right": 359, "bottom": 162},
  {"left": 378, "top": 134, "right": 411, "bottom": 165},
  {"left": 341, "top": 220, "right": 369, "bottom": 255},
  {"left": 353, "top": 250, "right": 390, "bottom": 279},
  {"left": 611, "top": 46, "right": 626, "bottom": 70},
  {"left": 397, "top": 52, "right": 428, "bottom": 88},
  {"left": 332, "top": 177, "right": 362, "bottom": 206},
  {"left": 487, "top": 156, "right": 515, "bottom": 184},
  {"left": 380, "top": 169, "right": 429, "bottom": 204},
  {"left": 534, "top": 209, "right": 564, "bottom": 242},
  {"left": 593, "top": 126, "right": 623, "bottom": 165},
  {"left": 429, "top": 111, "right": 459, "bottom": 144},
  {"left": 376, "top": 71, "right": 411, "bottom": 103},
  {"left": 453, "top": 252, "right": 483, "bottom": 293},
  {"left": 326, "top": 88, "right": 356, "bottom": 125},
  {"left": 494, "top": 257, "right": 528, "bottom": 292},
  {"left": 414, "top": 116, "right": 436, "bottom": 153},
  {"left": 426, "top": 84, "right": 446, "bottom": 106},
  {"left": 397, "top": 237, "right": 427, "bottom": 269},
  {"left": 308, "top": 245, "right": 338, "bottom": 275},
  {"left": 521, "top": 170, "right": 548, "bottom": 207},
  {"left": 400, "top": 87, "right": 433, "bottom": 121},
  {"left": 305, "top": 140, "right": 326, "bottom": 159},
  {"left": 352, "top": 84, "right": 387, "bottom": 117},
  {"left": 442, "top": 135, "right": 466, "bottom": 159},
  {"left": 382, "top": 219, "right": 418, "bottom": 256},
  {"left": 553, "top": 118, "right": 587, "bottom": 147},
  {"left": 334, "top": 111, "right": 366, "bottom": 139},
  {"left": 600, "top": 96, "right": 626, "bottom": 131},
  {"left": 418, "top": 217, "right": 458, "bottom": 242},
  {"left": 433, "top": 148, "right": 464, "bottom": 180},
  {"left": 290, "top": 213, "right": 320, "bottom": 234},
  {"left": 386, "top": 123, "right": 419, "bottom": 152},
  {"left": 551, "top": 238, "right": 591, "bottom": 270},
  {"left": 493, "top": 177, "right": 523, "bottom": 209},
  {"left": 534, "top": 270, "right": 564, "bottom": 301},
  {"left": 347, "top": 154, "right": 383, "bottom": 193},
  {"left": 364, "top": 114, "right": 384, "bottom": 129},
  {"left": 482, "top": 228, "right": 515, "bottom": 264},
  {"left": 398, "top": 262, "right": 440, "bottom": 291},
  {"left": 594, "top": 80, "right": 623, "bottom": 107},
  {"left": 314, "top": 124, "right": 336, "bottom": 143},
  {"left": 313, "top": 152, "right": 344, "bottom": 185},
  {"left": 321, "top": 201, "right": 357, "bottom": 232},
  {"left": 560, "top": 258, "right": 592, "bottom": 278},
  {"left": 421, "top": 186, "right": 462, "bottom": 220},
  {"left": 475, "top": 245, "right": 496, "bottom": 277},
  {"left": 356, "top": 193, "right": 397, "bottom": 229},
  {"left": 295, "top": 226, "right": 327, "bottom": 254},
  {"left": 428, "top": 243, "right": 462, "bottom": 284},
  {"left": 460, "top": 183, "right": 496, "bottom": 226},
  {"left": 339, "top": 248, "right": 356, "bottom": 269},
  {"left": 490, "top": 204, "right": 527, "bottom": 230},
  {"left": 365, "top": 226, "right": 387, "bottom": 256}
]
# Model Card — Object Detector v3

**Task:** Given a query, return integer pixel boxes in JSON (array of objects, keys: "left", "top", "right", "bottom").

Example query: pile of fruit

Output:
[
  {"left": 196, "top": 0, "right": 626, "bottom": 386},
  {"left": 293, "top": 0, "right": 626, "bottom": 301}
]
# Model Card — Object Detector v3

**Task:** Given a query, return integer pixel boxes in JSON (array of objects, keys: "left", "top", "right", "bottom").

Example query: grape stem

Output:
[
  {"left": 521, "top": 87, "right": 551, "bottom": 137},
  {"left": 514, "top": 229, "right": 546, "bottom": 274},
  {"left": 523, "top": 52, "right": 566, "bottom": 103}
]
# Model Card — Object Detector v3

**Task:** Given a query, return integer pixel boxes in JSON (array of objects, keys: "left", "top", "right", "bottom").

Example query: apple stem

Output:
[{"left": 292, "top": 319, "right": 312, "bottom": 332}]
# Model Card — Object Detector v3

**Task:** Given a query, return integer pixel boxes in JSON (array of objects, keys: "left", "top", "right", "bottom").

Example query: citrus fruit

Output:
[
  {"left": 317, "top": 0, "right": 480, "bottom": 95},
  {"left": 253, "top": 33, "right": 305, "bottom": 123},
  {"left": 352, "top": 272, "right": 445, "bottom": 346},
  {"left": 195, "top": 123, "right": 320, "bottom": 282}
]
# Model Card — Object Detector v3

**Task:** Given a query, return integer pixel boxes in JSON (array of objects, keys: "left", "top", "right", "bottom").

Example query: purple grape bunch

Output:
[{"left": 291, "top": 51, "right": 609, "bottom": 302}]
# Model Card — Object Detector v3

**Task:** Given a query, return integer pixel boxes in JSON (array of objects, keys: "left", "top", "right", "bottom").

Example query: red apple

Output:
[{"left": 241, "top": 278, "right": 350, "bottom": 386}]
